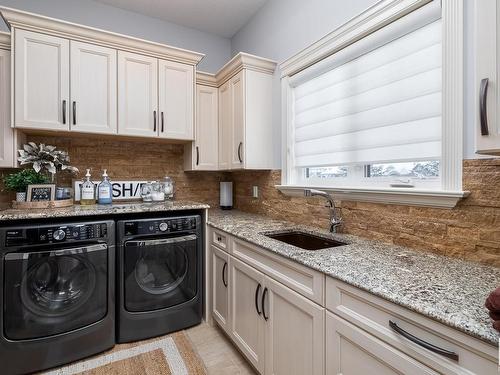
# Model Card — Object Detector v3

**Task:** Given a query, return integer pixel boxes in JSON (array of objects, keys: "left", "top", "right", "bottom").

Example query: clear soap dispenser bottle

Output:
[
  {"left": 80, "top": 169, "right": 96, "bottom": 205},
  {"left": 98, "top": 169, "right": 113, "bottom": 205}
]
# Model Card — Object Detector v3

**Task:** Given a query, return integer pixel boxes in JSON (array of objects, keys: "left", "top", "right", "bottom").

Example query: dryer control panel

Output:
[{"left": 123, "top": 216, "right": 198, "bottom": 236}]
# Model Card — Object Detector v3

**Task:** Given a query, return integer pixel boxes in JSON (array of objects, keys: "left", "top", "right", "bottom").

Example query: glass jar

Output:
[
  {"left": 163, "top": 177, "right": 174, "bottom": 199},
  {"left": 151, "top": 181, "right": 165, "bottom": 202},
  {"left": 140, "top": 182, "right": 153, "bottom": 202}
]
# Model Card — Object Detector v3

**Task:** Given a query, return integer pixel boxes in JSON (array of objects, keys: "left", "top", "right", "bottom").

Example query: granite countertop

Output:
[
  {"left": 0, "top": 201, "right": 210, "bottom": 221},
  {"left": 207, "top": 209, "right": 500, "bottom": 346}
]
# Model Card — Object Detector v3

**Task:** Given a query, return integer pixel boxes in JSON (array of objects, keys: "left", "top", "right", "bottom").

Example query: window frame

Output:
[{"left": 278, "top": 0, "right": 467, "bottom": 208}]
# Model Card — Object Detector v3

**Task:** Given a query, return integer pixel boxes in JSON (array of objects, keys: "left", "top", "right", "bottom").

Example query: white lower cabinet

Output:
[
  {"left": 211, "top": 245, "right": 229, "bottom": 331},
  {"left": 229, "top": 256, "right": 266, "bottom": 373},
  {"left": 265, "top": 276, "right": 324, "bottom": 375},
  {"left": 209, "top": 227, "right": 498, "bottom": 375},
  {"left": 212, "top": 236, "right": 325, "bottom": 375},
  {"left": 326, "top": 312, "right": 436, "bottom": 375}
]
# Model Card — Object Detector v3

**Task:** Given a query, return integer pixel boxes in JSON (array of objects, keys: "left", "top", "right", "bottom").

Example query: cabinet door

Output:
[
  {"left": 229, "top": 256, "right": 266, "bottom": 373},
  {"left": 117, "top": 51, "right": 158, "bottom": 137},
  {"left": 326, "top": 312, "right": 437, "bottom": 375},
  {"left": 194, "top": 85, "right": 218, "bottom": 170},
  {"left": 475, "top": 0, "right": 500, "bottom": 154},
  {"left": 70, "top": 41, "right": 117, "bottom": 134},
  {"left": 158, "top": 60, "right": 194, "bottom": 139},
  {"left": 230, "top": 71, "right": 245, "bottom": 169},
  {"left": 211, "top": 245, "right": 229, "bottom": 331},
  {"left": 14, "top": 29, "right": 69, "bottom": 130},
  {"left": 0, "top": 48, "right": 14, "bottom": 167},
  {"left": 264, "top": 276, "right": 324, "bottom": 375},
  {"left": 218, "top": 80, "right": 232, "bottom": 170}
]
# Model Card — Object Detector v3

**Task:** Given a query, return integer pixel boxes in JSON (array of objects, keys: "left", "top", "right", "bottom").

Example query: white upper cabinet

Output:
[
  {"left": 194, "top": 53, "right": 276, "bottom": 171},
  {"left": 158, "top": 59, "right": 194, "bottom": 140},
  {"left": 4, "top": 7, "right": 203, "bottom": 140},
  {"left": 474, "top": 0, "right": 500, "bottom": 155},
  {"left": 14, "top": 29, "right": 70, "bottom": 131},
  {"left": 218, "top": 80, "right": 232, "bottom": 170},
  {"left": 230, "top": 71, "right": 245, "bottom": 169},
  {"left": 117, "top": 51, "right": 158, "bottom": 137},
  {"left": 0, "top": 44, "right": 16, "bottom": 168},
  {"left": 219, "top": 68, "right": 275, "bottom": 170},
  {"left": 70, "top": 41, "right": 117, "bottom": 134},
  {"left": 185, "top": 84, "right": 218, "bottom": 170}
]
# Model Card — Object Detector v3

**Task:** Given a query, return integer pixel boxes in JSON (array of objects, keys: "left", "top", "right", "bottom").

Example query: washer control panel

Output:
[
  {"left": 123, "top": 216, "right": 198, "bottom": 236},
  {"left": 4, "top": 223, "right": 108, "bottom": 247}
]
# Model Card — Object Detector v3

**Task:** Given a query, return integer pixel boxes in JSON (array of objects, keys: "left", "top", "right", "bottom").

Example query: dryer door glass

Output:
[
  {"left": 124, "top": 234, "right": 198, "bottom": 312},
  {"left": 3, "top": 243, "right": 108, "bottom": 340}
]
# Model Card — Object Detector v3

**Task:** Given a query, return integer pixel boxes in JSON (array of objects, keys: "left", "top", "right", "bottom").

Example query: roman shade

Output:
[{"left": 291, "top": 18, "right": 442, "bottom": 168}]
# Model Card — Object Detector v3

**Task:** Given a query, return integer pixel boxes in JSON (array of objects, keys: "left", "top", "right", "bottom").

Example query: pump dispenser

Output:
[
  {"left": 98, "top": 169, "right": 113, "bottom": 205},
  {"left": 80, "top": 169, "right": 96, "bottom": 205}
]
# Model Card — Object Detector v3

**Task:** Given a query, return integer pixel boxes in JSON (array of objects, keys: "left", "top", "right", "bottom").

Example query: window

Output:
[{"left": 280, "top": 0, "right": 466, "bottom": 207}]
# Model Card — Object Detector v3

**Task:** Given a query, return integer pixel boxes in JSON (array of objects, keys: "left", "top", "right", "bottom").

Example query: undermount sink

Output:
[{"left": 264, "top": 231, "right": 346, "bottom": 250}]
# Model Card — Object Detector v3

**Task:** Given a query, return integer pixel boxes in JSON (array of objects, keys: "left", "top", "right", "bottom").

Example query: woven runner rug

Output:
[{"left": 41, "top": 331, "right": 207, "bottom": 375}]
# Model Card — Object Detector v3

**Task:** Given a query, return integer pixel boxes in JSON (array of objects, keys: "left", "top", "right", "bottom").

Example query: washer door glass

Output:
[
  {"left": 124, "top": 234, "right": 198, "bottom": 312},
  {"left": 3, "top": 244, "right": 108, "bottom": 340}
]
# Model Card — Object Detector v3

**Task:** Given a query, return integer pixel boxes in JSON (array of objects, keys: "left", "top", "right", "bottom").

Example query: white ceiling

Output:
[{"left": 94, "top": 0, "right": 269, "bottom": 38}]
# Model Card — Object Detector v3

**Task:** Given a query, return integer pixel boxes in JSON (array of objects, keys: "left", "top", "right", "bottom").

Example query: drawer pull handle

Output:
[
  {"left": 262, "top": 287, "right": 269, "bottom": 321},
  {"left": 222, "top": 262, "right": 228, "bottom": 288},
  {"left": 389, "top": 321, "right": 459, "bottom": 361},
  {"left": 217, "top": 236, "right": 222, "bottom": 242},
  {"left": 255, "top": 283, "right": 262, "bottom": 315}
]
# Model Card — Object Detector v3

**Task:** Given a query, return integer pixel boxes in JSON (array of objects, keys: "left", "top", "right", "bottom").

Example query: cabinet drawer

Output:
[
  {"left": 326, "top": 312, "right": 437, "bottom": 375},
  {"left": 232, "top": 238, "right": 324, "bottom": 305},
  {"left": 209, "top": 227, "right": 229, "bottom": 252},
  {"left": 326, "top": 277, "right": 498, "bottom": 375}
]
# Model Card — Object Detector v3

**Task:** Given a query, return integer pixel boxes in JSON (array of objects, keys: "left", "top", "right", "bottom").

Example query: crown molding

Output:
[
  {"left": 0, "top": 31, "right": 10, "bottom": 50},
  {"left": 196, "top": 71, "right": 218, "bottom": 87},
  {"left": 0, "top": 6, "right": 204, "bottom": 65},
  {"left": 195, "top": 52, "right": 276, "bottom": 88},
  {"left": 279, "top": 0, "right": 433, "bottom": 77},
  {"left": 215, "top": 52, "right": 276, "bottom": 85}
]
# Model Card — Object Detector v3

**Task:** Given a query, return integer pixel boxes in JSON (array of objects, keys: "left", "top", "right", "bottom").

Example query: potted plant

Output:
[{"left": 2, "top": 169, "right": 50, "bottom": 202}]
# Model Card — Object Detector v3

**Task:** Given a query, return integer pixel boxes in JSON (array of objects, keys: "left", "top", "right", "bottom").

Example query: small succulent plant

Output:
[
  {"left": 17, "top": 143, "right": 79, "bottom": 181},
  {"left": 2, "top": 169, "right": 50, "bottom": 193}
]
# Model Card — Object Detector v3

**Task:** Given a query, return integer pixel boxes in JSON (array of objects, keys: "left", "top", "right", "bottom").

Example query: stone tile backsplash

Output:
[
  {"left": 230, "top": 159, "right": 500, "bottom": 267},
  {"left": 1, "top": 135, "right": 498, "bottom": 266}
]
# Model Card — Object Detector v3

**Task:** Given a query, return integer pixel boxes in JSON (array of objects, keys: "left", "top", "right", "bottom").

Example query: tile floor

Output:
[{"left": 186, "top": 321, "right": 256, "bottom": 375}]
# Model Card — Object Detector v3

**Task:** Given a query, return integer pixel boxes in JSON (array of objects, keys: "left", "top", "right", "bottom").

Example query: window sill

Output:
[{"left": 275, "top": 185, "right": 469, "bottom": 209}]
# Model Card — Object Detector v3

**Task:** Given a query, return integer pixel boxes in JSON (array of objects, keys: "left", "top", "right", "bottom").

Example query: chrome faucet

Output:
[{"left": 304, "top": 189, "right": 342, "bottom": 233}]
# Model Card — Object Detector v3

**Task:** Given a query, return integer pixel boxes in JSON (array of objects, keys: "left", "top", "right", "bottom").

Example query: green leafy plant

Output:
[
  {"left": 2, "top": 169, "right": 50, "bottom": 193},
  {"left": 17, "top": 143, "right": 79, "bottom": 182}
]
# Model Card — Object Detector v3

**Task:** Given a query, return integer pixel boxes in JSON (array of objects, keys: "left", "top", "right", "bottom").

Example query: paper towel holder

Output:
[{"left": 220, "top": 182, "right": 233, "bottom": 210}]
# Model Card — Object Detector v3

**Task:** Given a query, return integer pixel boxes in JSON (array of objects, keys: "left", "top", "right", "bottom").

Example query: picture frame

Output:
[{"left": 26, "top": 184, "right": 56, "bottom": 202}]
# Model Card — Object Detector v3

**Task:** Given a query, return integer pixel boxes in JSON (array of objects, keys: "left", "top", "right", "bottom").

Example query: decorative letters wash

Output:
[{"left": 74, "top": 180, "right": 147, "bottom": 201}]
